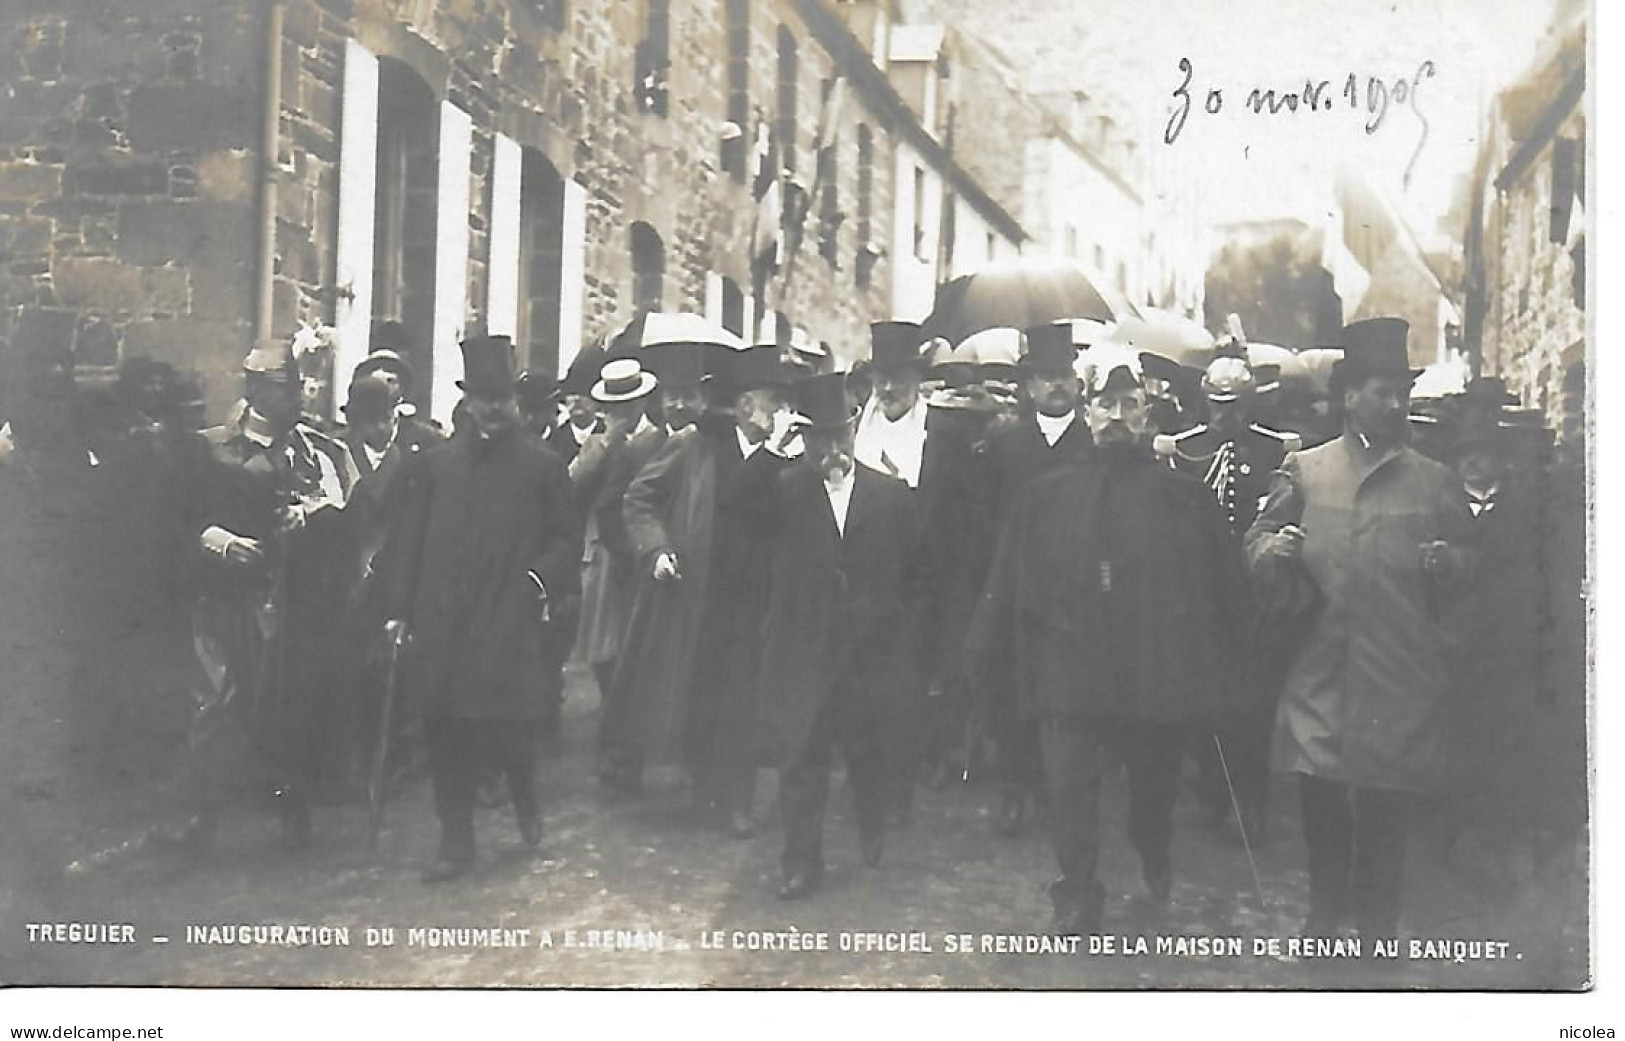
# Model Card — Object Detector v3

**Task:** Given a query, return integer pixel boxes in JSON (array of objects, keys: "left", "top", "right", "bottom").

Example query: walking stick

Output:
[
  {"left": 366, "top": 628, "right": 404, "bottom": 852},
  {"left": 1211, "top": 732, "right": 1277, "bottom": 926}
]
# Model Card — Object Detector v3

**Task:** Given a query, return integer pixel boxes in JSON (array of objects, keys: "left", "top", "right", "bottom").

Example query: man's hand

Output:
[
  {"left": 1263, "top": 524, "right": 1306, "bottom": 561},
  {"left": 274, "top": 503, "right": 307, "bottom": 535},
  {"left": 225, "top": 536, "right": 265, "bottom": 568},
  {"left": 652, "top": 551, "right": 682, "bottom": 582}
]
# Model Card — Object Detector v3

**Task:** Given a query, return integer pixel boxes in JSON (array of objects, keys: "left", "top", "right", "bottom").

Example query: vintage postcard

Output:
[{"left": 0, "top": 0, "right": 1592, "bottom": 1002}]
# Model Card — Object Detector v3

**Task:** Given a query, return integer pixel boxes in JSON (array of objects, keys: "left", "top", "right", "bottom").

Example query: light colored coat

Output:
[{"left": 1245, "top": 435, "right": 1472, "bottom": 792}]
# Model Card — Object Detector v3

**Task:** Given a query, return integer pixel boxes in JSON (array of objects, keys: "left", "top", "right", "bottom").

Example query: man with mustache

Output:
[
  {"left": 756, "top": 373, "right": 927, "bottom": 899},
  {"left": 1246, "top": 317, "right": 1473, "bottom": 944},
  {"left": 384, "top": 334, "right": 580, "bottom": 883},
  {"left": 967, "top": 350, "right": 1251, "bottom": 935}
]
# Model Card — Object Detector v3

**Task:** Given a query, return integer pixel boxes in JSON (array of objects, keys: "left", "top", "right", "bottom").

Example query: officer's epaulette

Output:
[
  {"left": 1152, "top": 424, "right": 1208, "bottom": 458},
  {"left": 1247, "top": 424, "right": 1303, "bottom": 453}
]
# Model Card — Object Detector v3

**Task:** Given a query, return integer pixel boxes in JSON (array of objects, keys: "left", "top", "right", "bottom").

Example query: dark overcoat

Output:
[
  {"left": 572, "top": 422, "right": 668, "bottom": 664},
  {"left": 755, "top": 462, "right": 927, "bottom": 759},
  {"left": 966, "top": 448, "right": 1252, "bottom": 726},
  {"left": 388, "top": 426, "right": 579, "bottom": 720}
]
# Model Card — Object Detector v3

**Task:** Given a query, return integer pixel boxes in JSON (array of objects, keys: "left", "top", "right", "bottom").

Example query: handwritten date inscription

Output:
[{"left": 1164, "top": 58, "right": 1437, "bottom": 146}]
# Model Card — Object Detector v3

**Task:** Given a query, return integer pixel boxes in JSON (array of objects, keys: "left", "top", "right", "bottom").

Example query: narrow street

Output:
[{"left": 3, "top": 664, "right": 1587, "bottom": 991}]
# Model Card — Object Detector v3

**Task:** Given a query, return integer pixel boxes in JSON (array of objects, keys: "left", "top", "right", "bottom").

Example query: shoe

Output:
[
  {"left": 777, "top": 868, "right": 822, "bottom": 900},
  {"left": 860, "top": 830, "right": 885, "bottom": 869},
  {"left": 420, "top": 856, "right": 474, "bottom": 884},
  {"left": 517, "top": 814, "right": 543, "bottom": 849},
  {"left": 725, "top": 811, "right": 755, "bottom": 840},
  {"left": 996, "top": 792, "right": 1024, "bottom": 838}
]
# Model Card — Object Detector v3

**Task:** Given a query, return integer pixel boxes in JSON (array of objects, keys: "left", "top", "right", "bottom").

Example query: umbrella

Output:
[
  {"left": 1113, "top": 307, "right": 1216, "bottom": 370},
  {"left": 1294, "top": 348, "right": 1344, "bottom": 396},
  {"left": 922, "top": 255, "right": 1132, "bottom": 346},
  {"left": 1411, "top": 356, "right": 1470, "bottom": 400},
  {"left": 635, "top": 311, "right": 746, "bottom": 352},
  {"left": 1244, "top": 343, "right": 1310, "bottom": 390}
]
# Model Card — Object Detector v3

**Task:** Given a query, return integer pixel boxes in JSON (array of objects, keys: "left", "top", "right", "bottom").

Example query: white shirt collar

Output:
[
  {"left": 241, "top": 408, "right": 277, "bottom": 448},
  {"left": 570, "top": 422, "right": 594, "bottom": 446},
  {"left": 736, "top": 425, "right": 763, "bottom": 460},
  {"left": 1034, "top": 410, "right": 1076, "bottom": 447},
  {"left": 854, "top": 396, "right": 928, "bottom": 488},
  {"left": 824, "top": 465, "right": 856, "bottom": 535}
]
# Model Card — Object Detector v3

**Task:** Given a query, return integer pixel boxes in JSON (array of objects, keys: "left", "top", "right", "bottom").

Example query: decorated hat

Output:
[
  {"left": 457, "top": 333, "right": 518, "bottom": 399},
  {"left": 793, "top": 372, "right": 859, "bottom": 432},
  {"left": 870, "top": 321, "right": 928, "bottom": 371},
  {"left": 1333, "top": 317, "right": 1422, "bottom": 385},
  {"left": 1077, "top": 345, "right": 1144, "bottom": 398},
  {"left": 243, "top": 339, "right": 298, "bottom": 382},
  {"left": 355, "top": 348, "right": 416, "bottom": 390},
  {"left": 591, "top": 357, "right": 659, "bottom": 403},
  {"left": 1201, "top": 355, "right": 1256, "bottom": 403},
  {"left": 1022, "top": 322, "right": 1078, "bottom": 373}
]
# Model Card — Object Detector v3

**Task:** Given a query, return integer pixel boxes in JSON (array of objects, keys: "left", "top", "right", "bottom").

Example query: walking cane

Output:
[
  {"left": 1211, "top": 732, "right": 1279, "bottom": 927},
  {"left": 366, "top": 627, "right": 405, "bottom": 852}
]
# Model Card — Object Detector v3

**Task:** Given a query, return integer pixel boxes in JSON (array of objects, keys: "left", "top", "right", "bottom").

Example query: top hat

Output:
[
  {"left": 1022, "top": 323, "right": 1078, "bottom": 373},
  {"left": 643, "top": 342, "right": 710, "bottom": 390},
  {"left": 371, "top": 319, "right": 411, "bottom": 355},
  {"left": 794, "top": 373, "right": 859, "bottom": 432},
  {"left": 514, "top": 369, "right": 561, "bottom": 413},
  {"left": 718, "top": 344, "right": 790, "bottom": 397},
  {"left": 870, "top": 321, "right": 928, "bottom": 371},
  {"left": 560, "top": 345, "right": 607, "bottom": 398},
  {"left": 343, "top": 372, "right": 396, "bottom": 423},
  {"left": 591, "top": 357, "right": 659, "bottom": 403},
  {"left": 457, "top": 334, "right": 518, "bottom": 399},
  {"left": 1333, "top": 317, "right": 1422, "bottom": 386},
  {"left": 243, "top": 340, "right": 298, "bottom": 382}
]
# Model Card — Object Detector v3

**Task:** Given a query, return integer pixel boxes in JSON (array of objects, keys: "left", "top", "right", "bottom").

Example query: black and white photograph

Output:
[{"left": 0, "top": 0, "right": 1598, "bottom": 1013}]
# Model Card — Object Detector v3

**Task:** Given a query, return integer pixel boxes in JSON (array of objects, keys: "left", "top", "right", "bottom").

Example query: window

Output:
[
  {"left": 912, "top": 166, "right": 928, "bottom": 261},
  {"left": 776, "top": 27, "right": 798, "bottom": 175},
  {"left": 720, "top": 276, "right": 745, "bottom": 337},
  {"left": 371, "top": 59, "right": 440, "bottom": 407},
  {"left": 856, "top": 124, "right": 874, "bottom": 286},
  {"left": 723, "top": 0, "right": 750, "bottom": 180},
  {"left": 631, "top": 222, "right": 664, "bottom": 313},
  {"left": 635, "top": 0, "right": 670, "bottom": 117},
  {"left": 817, "top": 83, "right": 840, "bottom": 265},
  {"left": 517, "top": 150, "right": 567, "bottom": 378}
]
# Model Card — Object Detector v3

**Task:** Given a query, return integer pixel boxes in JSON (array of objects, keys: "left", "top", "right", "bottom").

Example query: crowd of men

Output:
[{"left": 12, "top": 305, "right": 1581, "bottom": 944}]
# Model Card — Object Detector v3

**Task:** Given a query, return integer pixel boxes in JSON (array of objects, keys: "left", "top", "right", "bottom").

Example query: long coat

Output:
[
  {"left": 1245, "top": 436, "right": 1472, "bottom": 793},
  {"left": 756, "top": 462, "right": 927, "bottom": 759},
  {"left": 571, "top": 422, "right": 668, "bottom": 665},
  {"left": 966, "top": 447, "right": 1252, "bottom": 726},
  {"left": 388, "top": 427, "right": 579, "bottom": 720},
  {"left": 612, "top": 416, "right": 781, "bottom": 762}
]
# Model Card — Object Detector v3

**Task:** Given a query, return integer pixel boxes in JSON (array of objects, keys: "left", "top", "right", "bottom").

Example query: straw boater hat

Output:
[{"left": 591, "top": 357, "right": 659, "bottom": 403}]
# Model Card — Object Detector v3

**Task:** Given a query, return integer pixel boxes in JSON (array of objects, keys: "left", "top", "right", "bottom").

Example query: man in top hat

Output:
[
  {"left": 1246, "top": 317, "right": 1474, "bottom": 942},
  {"left": 756, "top": 372, "right": 927, "bottom": 898},
  {"left": 570, "top": 356, "right": 666, "bottom": 783},
  {"left": 966, "top": 349, "right": 1252, "bottom": 934},
  {"left": 1155, "top": 349, "right": 1302, "bottom": 845},
  {"left": 971, "top": 322, "right": 1095, "bottom": 836},
  {"left": 154, "top": 336, "right": 360, "bottom": 854},
  {"left": 608, "top": 343, "right": 796, "bottom": 830},
  {"left": 643, "top": 341, "right": 710, "bottom": 433},
  {"left": 383, "top": 333, "right": 580, "bottom": 882}
]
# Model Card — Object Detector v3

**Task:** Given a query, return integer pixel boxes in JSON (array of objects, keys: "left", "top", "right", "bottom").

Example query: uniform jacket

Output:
[
  {"left": 967, "top": 446, "right": 1252, "bottom": 726},
  {"left": 387, "top": 426, "right": 580, "bottom": 720},
  {"left": 1159, "top": 422, "right": 1296, "bottom": 537},
  {"left": 755, "top": 461, "right": 927, "bottom": 758},
  {"left": 1245, "top": 435, "right": 1473, "bottom": 792}
]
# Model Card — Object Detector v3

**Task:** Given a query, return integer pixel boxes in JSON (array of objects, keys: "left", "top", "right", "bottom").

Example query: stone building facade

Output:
[
  {"left": 1, "top": 0, "right": 1025, "bottom": 428},
  {"left": 1461, "top": 11, "right": 1586, "bottom": 439}
]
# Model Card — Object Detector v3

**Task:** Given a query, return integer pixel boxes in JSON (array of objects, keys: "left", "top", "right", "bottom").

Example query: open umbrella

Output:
[
  {"left": 1244, "top": 342, "right": 1310, "bottom": 390},
  {"left": 1294, "top": 348, "right": 1344, "bottom": 397},
  {"left": 634, "top": 311, "right": 746, "bottom": 352},
  {"left": 1113, "top": 307, "right": 1216, "bottom": 370},
  {"left": 922, "top": 255, "right": 1132, "bottom": 346}
]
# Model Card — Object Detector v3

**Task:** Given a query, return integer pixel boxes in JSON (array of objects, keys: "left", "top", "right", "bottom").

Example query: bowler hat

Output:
[
  {"left": 457, "top": 334, "right": 518, "bottom": 399},
  {"left": 343, "top": 372, "right": 396, "bottom": 423},
  {"left": 515, "top": 369, "right": 561, "bottom": 413},
  {"left": 1333, "top": 317, "right": 1422, "bottom": 386},
  {"left": 1022, "top": 323, "right": 1078, "bottom": 373},
  {"left": 870, "top": 321, "right": 928, "bottom": 371},
  {"left": 643, "top": 342, "right": 710, "bottom": 390},
  {"left": 794, "top": 373, "right": 859, "bottom": 431},
  {"left": 243, "top": 340, "right": 298, "bottom": 382},
  {"left": 591, "top": 357, "right": 659, "bottom": 403},
  {"left": 355, "top": 349, "right": 416, "bottom": 389}
]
